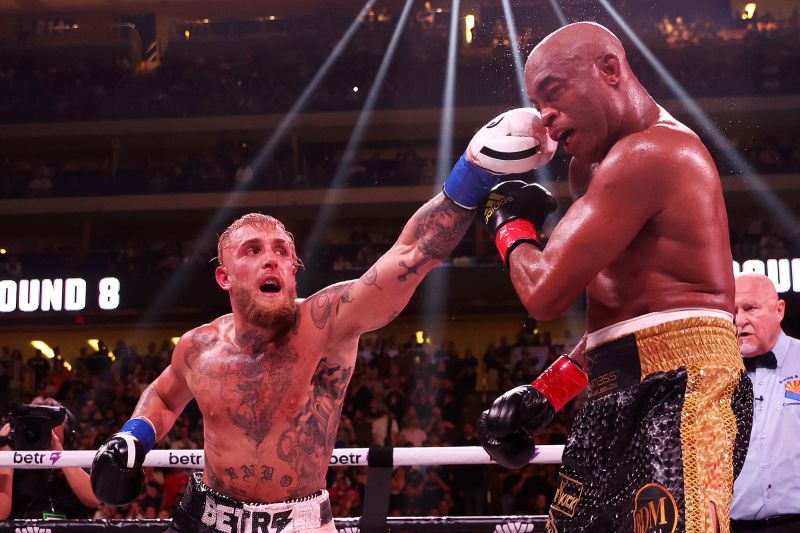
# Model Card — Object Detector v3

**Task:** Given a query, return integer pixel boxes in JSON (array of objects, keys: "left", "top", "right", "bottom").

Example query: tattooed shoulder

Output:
[{"left": 184, "top": 329, "right": 218, "bottom": 370}]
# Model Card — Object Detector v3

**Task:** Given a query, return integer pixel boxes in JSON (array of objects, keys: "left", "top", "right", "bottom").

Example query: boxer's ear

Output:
[
  {"left": 597, "top": 53, "right": 620, "bottom": 86},
  {"left": 215, "top": 265, "right": 231, "bottom": 290}
]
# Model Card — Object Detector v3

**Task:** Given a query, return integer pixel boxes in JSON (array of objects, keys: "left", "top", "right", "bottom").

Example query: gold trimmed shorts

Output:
[{"left": 547, "top": 317, "right": 753, "bottom": 533}]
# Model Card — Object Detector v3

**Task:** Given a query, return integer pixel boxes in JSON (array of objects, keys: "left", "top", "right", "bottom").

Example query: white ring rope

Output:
[{"left": 0, "top": 445, "right": 564, "bottom": 469}]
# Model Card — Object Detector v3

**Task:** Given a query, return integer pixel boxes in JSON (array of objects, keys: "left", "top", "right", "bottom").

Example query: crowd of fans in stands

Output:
[
  {"left": 0, "top": 327, "right": 576, "bottom": 519},
  {"left": 1, "top": 9, "right": 798, "bottom": 124},
  {"left": 1, "top": 123, "right": 799, "bottom": 201}
]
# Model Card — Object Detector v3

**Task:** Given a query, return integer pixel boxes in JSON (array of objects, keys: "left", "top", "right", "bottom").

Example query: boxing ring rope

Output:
[
  {"left": 0, "top": 445, "right": 565, "bottom": 469},
  {"left": 1, "top": 446, "right": 562, "bottom": 532}
]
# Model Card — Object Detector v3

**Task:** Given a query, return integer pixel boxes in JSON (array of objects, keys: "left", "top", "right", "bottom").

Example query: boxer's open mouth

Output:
[
  {"left": 560, "top": 129, "right": 576, "bottom": 144},
  {"left": 260, "top": 280, "right": 280, "bottom": 293}
]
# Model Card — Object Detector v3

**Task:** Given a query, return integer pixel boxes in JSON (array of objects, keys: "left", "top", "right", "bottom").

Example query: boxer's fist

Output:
[
  {"left": 443, "top": 108, "right": 556, "bottom": 210},
  {"left": 481, "top": 385, "right": 556, "bottom": 441},
  {"left": 91, "top": 434, "right": 146, "bottom": 505},
  {"left": 477, "top": 410, "right": 539, "bottom": 469},
  {"left": 483, "top": 180, "right": 557, "bottom": 263},
  {"left": 478, "top": 357, "right": 588, "bottom": 469},
  {"left": 468, "top": 108, "right": 557, "bottom": 174}
]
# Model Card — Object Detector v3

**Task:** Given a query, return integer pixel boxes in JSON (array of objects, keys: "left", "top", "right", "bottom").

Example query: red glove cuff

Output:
[
  {"left": 495, "top": 219, "right": 541, "bottom": 264},
  {"left": 531, "top": 356, "right": 588, "bottom": 412}
]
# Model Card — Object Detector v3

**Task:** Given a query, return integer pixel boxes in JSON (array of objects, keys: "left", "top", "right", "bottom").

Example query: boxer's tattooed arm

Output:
[
  {"left": 360, "top": 265, "right": 382, "bottom": 289},
  {"left": 398, "top": 258, "right": 425, "bottom": 282},
  {"left": 415, "top": 197, "right": 473, "bottom": 261},
  {"left": 396, "top": 196, "right": 474, "bottom": 282},
  {"left": 277, "top": 358, "right": 352, "bottom": 496},
  {"left": 309, "top": 282, "right": 355, "bottom": 329}
]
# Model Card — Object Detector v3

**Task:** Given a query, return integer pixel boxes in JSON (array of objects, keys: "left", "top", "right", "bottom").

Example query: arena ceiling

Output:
[
  {"left": 0, "top": 0, "right": 486, "bottom": 15},
  {"left": 1, "top": 0, "right": 366, "bottom": 14}
]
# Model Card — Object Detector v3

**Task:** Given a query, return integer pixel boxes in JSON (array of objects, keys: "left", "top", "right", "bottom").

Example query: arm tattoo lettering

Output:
[
  {"left": 277, "top": 358, "right": 352, "bottom": 496},
  {"left": 415, "top": 197, "right": 474, "bottom": 260},
  {"left": 309, "top": 283, "right": 355, "bottom": 329},
  {"left": 225, "top": 467, "right": 238, "bottom": 481},
  {"left": 360, "top": 266, "right": 382, "bottom": 290}
]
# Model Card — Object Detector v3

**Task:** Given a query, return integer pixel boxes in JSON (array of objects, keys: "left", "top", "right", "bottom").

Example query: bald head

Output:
[
  {"left": 734, "top": 273, "right": 785, "bottom": 357},
  {"left": 526, "top": 22, "right": 628, "bottom": 84},
  {"left": 524, "top": 22, "right": 651, "bottom": 162},
  {"left": 735, "top": 273, "right": 779, "bottom": 300}
]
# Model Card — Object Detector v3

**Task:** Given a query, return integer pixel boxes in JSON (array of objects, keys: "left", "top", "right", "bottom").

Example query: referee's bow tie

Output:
[{"left": 743, "top": 351, "right": 777, "bottom": 372}]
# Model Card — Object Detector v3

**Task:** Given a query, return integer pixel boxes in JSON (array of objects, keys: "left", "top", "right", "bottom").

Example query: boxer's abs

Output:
[{"left": 201, "top": 427, "right": 331, "bottom": 503}]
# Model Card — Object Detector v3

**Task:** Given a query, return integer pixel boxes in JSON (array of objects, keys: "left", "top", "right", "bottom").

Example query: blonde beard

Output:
[{"left": 233, "top": 286, "right": 297, "bottom": 332}]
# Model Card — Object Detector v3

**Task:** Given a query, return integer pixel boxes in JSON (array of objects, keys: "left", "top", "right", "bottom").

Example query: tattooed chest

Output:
[{"left": 192, "top": 352, "right": 301, "bottom": 448}]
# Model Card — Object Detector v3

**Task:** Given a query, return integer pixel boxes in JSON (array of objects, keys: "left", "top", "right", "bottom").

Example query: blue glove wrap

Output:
[
  {"left": 442, "top": 153, "right": 498, "bottom": 210},
  {"left": 120, "top": 417, "right": 156, "bottom": 453}
]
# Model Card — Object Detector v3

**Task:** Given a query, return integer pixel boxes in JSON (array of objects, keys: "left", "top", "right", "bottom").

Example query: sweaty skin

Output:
[
  {"left": 125, "top": 194, "right": 474, "bottom": 503},
  {"left": 512, "top": 22, "right": 733, "bottom": 331}
]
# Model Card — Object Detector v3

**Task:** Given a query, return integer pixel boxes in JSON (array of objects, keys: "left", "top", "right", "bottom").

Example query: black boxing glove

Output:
[
  {"left": 482, "top": 180, "right": 557, "bottom": 264},
  {"left": 478, "top": 356, "right": 587, "bottom": 468},
  {"left": 91, "top": 417, "right": 155, "bottom": 505}
]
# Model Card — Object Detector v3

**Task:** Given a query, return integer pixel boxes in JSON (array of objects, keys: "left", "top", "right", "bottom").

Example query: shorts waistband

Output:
[
  {"left": 180, "top": 471, "right": 333, "bottom": 532},
  {"left": 584, "top": 316, "right": 742, "bottom": 400},
  {"left": 586, "top": 308, "right": 733, "bottom": 350}
]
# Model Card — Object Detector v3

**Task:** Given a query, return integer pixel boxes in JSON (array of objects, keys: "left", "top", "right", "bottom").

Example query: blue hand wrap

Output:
[
  {"left": 120, "top": 417, "right": 156, "bottom": 453},
  {"left": 442, "top": 153, "right": 498, "bottom": 210}
]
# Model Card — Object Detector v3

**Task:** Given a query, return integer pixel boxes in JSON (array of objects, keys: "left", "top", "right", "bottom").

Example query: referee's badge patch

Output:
[{"left": 785, "top": 379, "right": 800, "bottom": 401}]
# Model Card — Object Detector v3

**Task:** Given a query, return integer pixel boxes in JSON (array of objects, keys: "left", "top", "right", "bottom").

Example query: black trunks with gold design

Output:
[{"left": 547, "top": 317, "right": 752, "bottom": 533}]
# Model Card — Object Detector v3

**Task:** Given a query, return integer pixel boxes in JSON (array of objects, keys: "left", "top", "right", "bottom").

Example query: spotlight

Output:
[
  {"left": 30, "top": 340, "right": 55, "bottom": 359},
  {"left": 742, "top": 3, "right": 757, "bottom": 19},
  {"left": 464, "top": 14, "right": 475, "bottom": 44}
]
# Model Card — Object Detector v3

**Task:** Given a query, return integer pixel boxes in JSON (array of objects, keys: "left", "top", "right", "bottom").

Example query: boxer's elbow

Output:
[
  {"left": 513, "top": 270, "right": 572, "bottom": 320},
  {"left": 521, "top": 295, "right": 570, "bottom": 321}
]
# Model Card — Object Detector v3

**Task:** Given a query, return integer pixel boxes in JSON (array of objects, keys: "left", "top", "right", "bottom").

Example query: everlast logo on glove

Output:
[
  {"left": 484, "top": 192, "right": 513, "bottom": 224},
  {"left": 633, "top": 483, "right": 678, "bottom": 533},
  {"left": 551, "top": 473, "right": 583, "bottom": 518},
  {"left": 201, "top": 496, "right": 292, "bottom": 533}
]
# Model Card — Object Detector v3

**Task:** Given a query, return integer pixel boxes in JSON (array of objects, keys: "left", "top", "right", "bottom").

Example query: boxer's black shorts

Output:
[{"left": 547, "top": 317, "right": 753, "bottom": 533}]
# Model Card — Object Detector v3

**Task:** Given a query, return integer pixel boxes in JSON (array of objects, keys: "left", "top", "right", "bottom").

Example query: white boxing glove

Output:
[{"left": 468, "top": 108, "right": 557, "bottom": 174}]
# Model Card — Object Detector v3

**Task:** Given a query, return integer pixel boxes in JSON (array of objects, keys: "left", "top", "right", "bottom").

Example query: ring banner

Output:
[
  {"left": 0, "top": 516, "right": 549, "bottom": 532},
  {"left": 0, "top": 446, "right": 564, "bottom": 469}
]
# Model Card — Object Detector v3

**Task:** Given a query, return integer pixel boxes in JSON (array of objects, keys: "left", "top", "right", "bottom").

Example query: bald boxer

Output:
[
  {"left": 89, "top": 109, "right": 555, "bottom": 532},
  {"left": 477, "top": 22, "right": 752, "bottom": 533}
]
